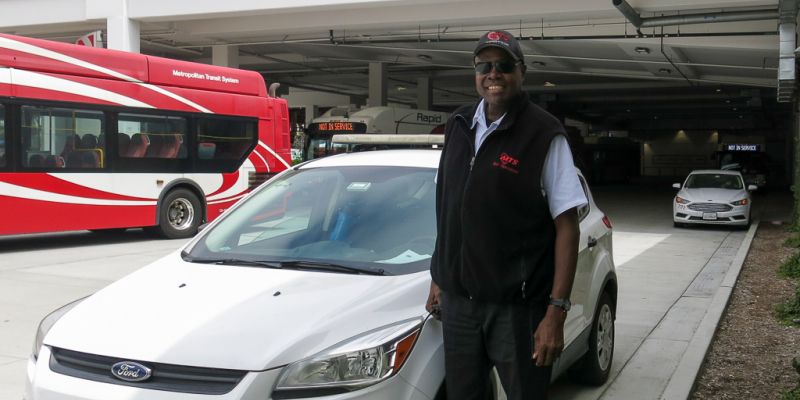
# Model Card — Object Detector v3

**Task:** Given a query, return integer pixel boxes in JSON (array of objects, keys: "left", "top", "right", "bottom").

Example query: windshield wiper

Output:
[
  {"left": 181, "top": 253, "right": 384, "bottom": 275},
  {"left": 182, "top": 254, "right": 282, "bottom": 269},
  {"left": 279, "top": 260, "right": 386, "bottom": 276}
]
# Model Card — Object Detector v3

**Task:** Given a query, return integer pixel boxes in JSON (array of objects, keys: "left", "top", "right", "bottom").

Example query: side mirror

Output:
[
  {"left": 672, "top": 183, "right": 681, "bottom": 189},
  {"left": 747, "top": 184, "right": 758, "bottom": 191}
]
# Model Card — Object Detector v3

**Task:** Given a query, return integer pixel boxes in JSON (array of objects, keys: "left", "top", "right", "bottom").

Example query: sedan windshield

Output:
[
  {"left": 186, "top": 165, "right": 437, "bottom": 275},
  {"left": 685, "top": 173, "right": 743, "bottom": 190}
]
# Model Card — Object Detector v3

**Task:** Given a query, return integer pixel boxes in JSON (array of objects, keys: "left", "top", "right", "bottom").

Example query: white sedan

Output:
[
  {"left": 673, "top": 169, "right": 756, "bottom": 228},
  {"left": 26, "top": 150, "right": 617, "bottom": 400}
]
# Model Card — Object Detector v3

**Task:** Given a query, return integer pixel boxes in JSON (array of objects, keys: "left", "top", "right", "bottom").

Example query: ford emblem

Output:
[{"left": 111, "top": 361, "right": 152, "bottom": 382}]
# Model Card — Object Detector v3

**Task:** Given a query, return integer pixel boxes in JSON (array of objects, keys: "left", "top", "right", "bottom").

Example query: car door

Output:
[{"left": 565, "top": 176, "right": 595, "bottom": 343}]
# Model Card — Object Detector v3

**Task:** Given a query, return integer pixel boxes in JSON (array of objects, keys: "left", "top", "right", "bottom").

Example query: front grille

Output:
[
  {"left": 50, "top": 347, "right": 247, "bottom": 395},
  {"left": 688, "top": 216, "right": 732, "bottom": 221},
  {"left": 687, "top": 203, "right": 733, "bottom": 212}
]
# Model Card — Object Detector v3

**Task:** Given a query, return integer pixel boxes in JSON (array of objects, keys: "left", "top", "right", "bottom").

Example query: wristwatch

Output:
[{"left": 548, "top": 297, "right": 571, "bottom": 312}]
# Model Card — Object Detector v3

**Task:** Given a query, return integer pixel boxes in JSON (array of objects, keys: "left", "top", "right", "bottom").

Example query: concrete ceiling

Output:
[{"left": 0, "top": 0, "right": 792, "bottom": 133}]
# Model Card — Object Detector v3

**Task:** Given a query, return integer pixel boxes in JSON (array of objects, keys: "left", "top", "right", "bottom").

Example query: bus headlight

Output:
[
  {"left": 32, "top": 298, "right": 85, "bottom": 361},
  {"left": 274, "top": 318, "right": 422, "bottom": 395}
]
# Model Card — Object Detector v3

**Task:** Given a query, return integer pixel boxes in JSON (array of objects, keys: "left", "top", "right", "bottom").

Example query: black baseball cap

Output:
[{"left": 474, "top": 30, "right": 524, "bottom": 62}]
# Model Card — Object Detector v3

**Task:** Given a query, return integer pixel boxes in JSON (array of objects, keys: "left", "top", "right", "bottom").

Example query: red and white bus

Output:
[{"left": 0, "top": 34, "right": 292, "bottom": 238}]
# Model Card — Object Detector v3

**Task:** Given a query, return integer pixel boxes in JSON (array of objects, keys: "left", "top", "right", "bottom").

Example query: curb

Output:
[{"left": 660, "top": 220, "right": 760, "bottom": 400}]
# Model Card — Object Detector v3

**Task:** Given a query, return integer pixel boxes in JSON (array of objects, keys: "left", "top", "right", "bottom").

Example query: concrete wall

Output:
[{"left": 642, "top": 130, "right": 719, "bottom": 177}]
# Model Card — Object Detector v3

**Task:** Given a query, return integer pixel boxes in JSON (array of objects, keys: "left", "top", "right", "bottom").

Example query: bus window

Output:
[
  {"left": 118, "top": 113, "right": 187, "bottom": 159},
  {"left": 0, "top": 104, "right": 5, "bottom": 167},
  {"left": 196, "top": 118, "right": 256, "bottom": 161},
  {"left": 21, "top": 105, "right": 105, "bottom": 169}
]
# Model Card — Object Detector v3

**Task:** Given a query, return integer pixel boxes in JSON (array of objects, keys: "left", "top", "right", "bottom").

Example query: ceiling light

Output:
[
  {"left": 543, "top": 81, "right": 556, "bottom": 87},
  {"left": 634, "top": 47, "right": 650, "bottom": 54},
  {"left": 530, "top": 61, "right": 546, "bottom": 67},
  {"left": 725, "top": 99, "right": 731, "bottom": 103},
  {"left": 395, "top": 85, "right": 406, "bottom": 91},
  {"left": 417, "top": 54, "right": 432, "bottom": 61},
  {"left": 716, "top": 88, "right": 722, "bottom": 93},
  {"left": 659, "top": 68, "right": 671, "bottom": 74}
]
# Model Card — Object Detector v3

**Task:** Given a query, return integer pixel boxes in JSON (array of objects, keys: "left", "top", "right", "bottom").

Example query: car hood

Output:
[
  {"left": 45, "top": 251, "right": 431, "bottom": 371},
  {"left": 679, "top": 188, "right": 748, "bottom": 203}
]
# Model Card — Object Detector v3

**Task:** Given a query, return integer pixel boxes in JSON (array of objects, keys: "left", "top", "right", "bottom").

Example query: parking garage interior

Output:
[{"left": 1, "top": 0, "right": 797, "bottom": 190}]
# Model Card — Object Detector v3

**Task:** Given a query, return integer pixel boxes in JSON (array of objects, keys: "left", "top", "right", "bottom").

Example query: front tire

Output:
[
  {"left": 155, "top": 189, "right": 202, "bottom": 239},
  {"left": 571, "top": 292, "right": 615, "bottom": 385}
]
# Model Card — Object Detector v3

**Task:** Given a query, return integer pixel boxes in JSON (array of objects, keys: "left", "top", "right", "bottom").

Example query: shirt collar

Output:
[{"left": 471, "top": 99, "right": 506, "bottom": 130}]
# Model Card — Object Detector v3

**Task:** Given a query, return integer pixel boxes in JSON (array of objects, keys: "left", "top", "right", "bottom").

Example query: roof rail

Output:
[{"left": 331, "top": 134, "right": 444, "bottom": 145}]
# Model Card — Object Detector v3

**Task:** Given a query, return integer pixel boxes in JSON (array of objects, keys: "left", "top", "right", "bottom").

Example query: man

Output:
[{"left": 427, "top": 30, "right": 587, "bottom": 400}]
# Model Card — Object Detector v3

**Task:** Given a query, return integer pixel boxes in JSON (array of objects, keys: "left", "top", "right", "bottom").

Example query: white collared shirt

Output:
[{"left": 470, "top": 99, "right": 588, "bottom": 218}]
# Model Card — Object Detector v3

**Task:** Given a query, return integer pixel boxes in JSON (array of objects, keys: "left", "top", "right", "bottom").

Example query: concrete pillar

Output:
[
  {"left": 368, "top": 62, "right": 387, "bottom": 108},
  {"left": 212, "top": 45, "right": 239, "bottom": 68},
  {"left": 416, "top": 77, "right": 432, "bottom": 110},
  {"left": 350, "top": 95, "right": 366, "bottom": 108},
  {"left": 107, "top": 16, "right": 139, "bottom": 53}
]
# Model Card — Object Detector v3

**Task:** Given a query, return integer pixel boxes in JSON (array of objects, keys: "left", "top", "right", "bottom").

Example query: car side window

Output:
[{"left": 577, "top": 176, "right": 590, "bottom": 222}]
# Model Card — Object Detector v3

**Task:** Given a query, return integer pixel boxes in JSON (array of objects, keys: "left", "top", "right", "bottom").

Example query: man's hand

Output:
[
  {"left": 426, "top": 281, "right": 441, "bottom": 319},
  {"left": 532, "top": 306, "right": 566, "bottom": 366}
]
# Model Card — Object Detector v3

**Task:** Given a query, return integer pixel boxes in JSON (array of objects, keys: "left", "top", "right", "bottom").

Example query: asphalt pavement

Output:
[
  {"left": 0, "top": 185, "right": 793, "bottom": 400},
  {"left": 549, "top": 185, "right": 792, "bottom": 400}
]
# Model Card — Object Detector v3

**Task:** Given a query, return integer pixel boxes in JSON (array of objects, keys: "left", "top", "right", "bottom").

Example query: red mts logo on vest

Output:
[{"left": 493, "top": 152, "right": 520, "bottom": 174}]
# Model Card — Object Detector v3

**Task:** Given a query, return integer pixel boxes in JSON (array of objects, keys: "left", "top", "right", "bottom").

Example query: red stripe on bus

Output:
[
  {"left": 12, "top": 85, "right": 120, "bottom": 107},
  {"left": 0, "top": 173, "right": 155, "bottom": 202},
  {"left": 0, "top": 195, "right": 155, "bottom": 235},
  {"left": 207, "top": 171, "right": 240, "bottom": 197}
]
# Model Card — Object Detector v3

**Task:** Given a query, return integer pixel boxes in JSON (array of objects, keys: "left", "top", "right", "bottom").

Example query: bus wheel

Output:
[{"left": 157, "top": 189, "right": 201, "bottom": 239}]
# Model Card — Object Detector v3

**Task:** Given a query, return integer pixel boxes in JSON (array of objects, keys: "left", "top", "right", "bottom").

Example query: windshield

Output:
[
  {"left": 305, "top": 137, "right": 352, "bottom": 160},
  {"left": 685, "top": 173, "right": 743, "bottom": 190},
  {"left": 187, "top": 165, "right": 437, "bottom": 275}
]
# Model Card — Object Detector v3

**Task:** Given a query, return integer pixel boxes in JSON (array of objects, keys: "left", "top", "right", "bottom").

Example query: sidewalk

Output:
[{"left": 550, "top": 187, "right": 791, "bottom": 400}]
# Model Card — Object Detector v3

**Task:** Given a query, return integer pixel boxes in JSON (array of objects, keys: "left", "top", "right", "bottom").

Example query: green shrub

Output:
[
  {"left": 783, "top": 387, "right": 800, "bottom": 400},
  {"left": 785, "top": 235, "right": 800, "bottom": 248},
  {"left": 779, "top": 253, "right": 800, "bottom": 279},
  {"left": 775, "top": 285, "right": 800, "bottom": 326}
]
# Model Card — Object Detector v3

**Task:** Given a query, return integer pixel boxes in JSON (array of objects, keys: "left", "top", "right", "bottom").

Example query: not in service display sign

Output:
[{"left": 725, "top": 144, "right": 760, "bottom": 152}]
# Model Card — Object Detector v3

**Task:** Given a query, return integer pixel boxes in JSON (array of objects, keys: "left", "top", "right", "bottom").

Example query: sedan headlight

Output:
[
  {"left": 32, "top": 297, "right": 85, "bottom": 361},
  {"left": 274, "top": 318, "right": 423, "bottom": 396},
  {"left": 675, "top": 196, "right": 690, "bottom": 204},
  {"left": 730, "top": 198, "right": 749, "bottom": 206}
]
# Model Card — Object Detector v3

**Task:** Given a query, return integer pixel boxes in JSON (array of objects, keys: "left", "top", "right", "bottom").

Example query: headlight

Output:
[
  {"left": 675, "top": 196, "right": 690, "bottom": 204},
  {"left": 32, "top": 297, "right": 85, "bottom": 361},
  {"left": 731, "top": 198, "right": 749, "bottom": 206},
  {"left": 274, "top": 318, "right": 423, "bottom": 396}
]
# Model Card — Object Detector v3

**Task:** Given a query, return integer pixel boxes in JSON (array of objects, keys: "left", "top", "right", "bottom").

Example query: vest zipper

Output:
[{"left": 520, "top": 256, "right": 527, "bottom": 300}]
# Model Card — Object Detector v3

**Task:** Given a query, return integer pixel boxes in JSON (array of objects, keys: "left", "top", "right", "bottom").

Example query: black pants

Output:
[{"left": 440, "top": 291, "right": 552, "bottom": 400}]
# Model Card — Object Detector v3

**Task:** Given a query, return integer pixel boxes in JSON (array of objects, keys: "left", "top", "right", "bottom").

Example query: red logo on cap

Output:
[{"left": 487, "top": 31, "right": 510, "bottom": 42}]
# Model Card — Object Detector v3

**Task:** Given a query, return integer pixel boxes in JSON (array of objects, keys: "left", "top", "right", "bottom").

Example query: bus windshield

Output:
[{"left": 303, "top": 121, "right": 367, "bottom": 160}]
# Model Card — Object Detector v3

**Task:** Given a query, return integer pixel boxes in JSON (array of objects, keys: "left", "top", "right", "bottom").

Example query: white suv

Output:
[{"left": 27, "top": 149, "right": 617, "bottom": 399}]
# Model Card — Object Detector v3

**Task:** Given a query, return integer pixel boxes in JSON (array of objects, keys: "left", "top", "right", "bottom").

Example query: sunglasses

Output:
[{"left": 474, "top": 60, "right": 519, "bottom": 74}]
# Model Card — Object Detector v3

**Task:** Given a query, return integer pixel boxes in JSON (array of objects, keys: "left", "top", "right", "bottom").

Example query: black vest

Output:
[{"left": 431, "top": 93, "right": 564, "bottom": 305}]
